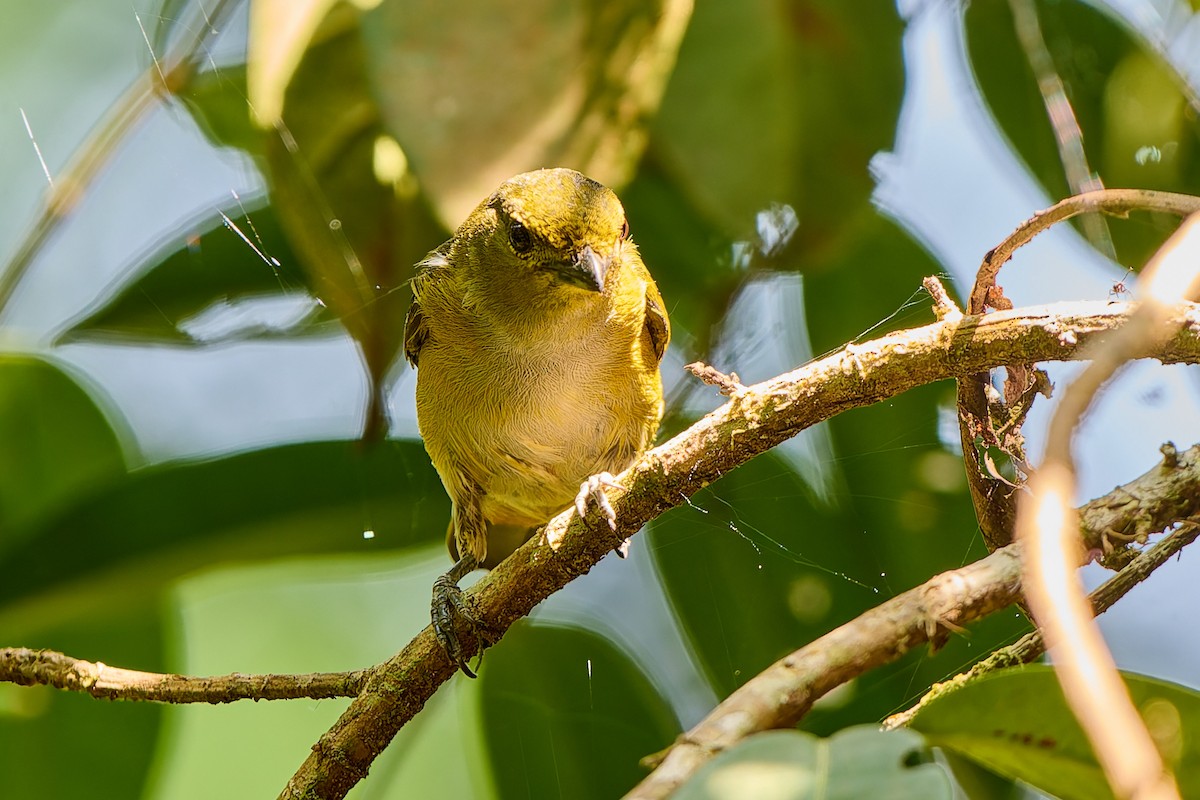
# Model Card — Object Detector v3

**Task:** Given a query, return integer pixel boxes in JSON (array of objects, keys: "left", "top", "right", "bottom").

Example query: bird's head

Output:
[{"left": 455, "top": 168, "right": 633, "bottom": 310}]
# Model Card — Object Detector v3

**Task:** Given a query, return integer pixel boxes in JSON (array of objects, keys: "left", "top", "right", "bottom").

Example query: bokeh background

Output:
[{"left": 2, "top": 0, "right": 1199, "bottom": 796}]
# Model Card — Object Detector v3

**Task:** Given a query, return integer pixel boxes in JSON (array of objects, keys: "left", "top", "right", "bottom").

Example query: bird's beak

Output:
[{"left": 554, "top": 244, "right": 609, "bottom": 292}]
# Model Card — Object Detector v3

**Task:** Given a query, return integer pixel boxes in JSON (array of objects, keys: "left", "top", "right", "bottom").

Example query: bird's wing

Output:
[
  {"left": 403, "top": 241, "right": 452, "bottom": 368},
  {"left": 403, "top": 302, "right": 426, "bottom": 368},
  {"left": 642, "top": 281, "right": 670, "bottom": 365}
]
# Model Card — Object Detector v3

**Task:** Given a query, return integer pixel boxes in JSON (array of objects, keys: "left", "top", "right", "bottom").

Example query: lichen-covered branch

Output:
[
  {"left": 280, "top": 298, "right": 1200, "bottom": 800},
  {"left": 1083, "top": 443, "right": 1200, "bottom": 565}
]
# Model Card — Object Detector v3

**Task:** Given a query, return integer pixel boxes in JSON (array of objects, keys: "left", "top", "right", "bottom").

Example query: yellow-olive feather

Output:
[{"left": 405, "top": 168, "right": 669, "bottom": 569}]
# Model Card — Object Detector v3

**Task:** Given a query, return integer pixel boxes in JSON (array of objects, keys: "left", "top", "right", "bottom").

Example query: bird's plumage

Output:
[{"left": 405, "top": 169, "right": 668, "bottom": 575}]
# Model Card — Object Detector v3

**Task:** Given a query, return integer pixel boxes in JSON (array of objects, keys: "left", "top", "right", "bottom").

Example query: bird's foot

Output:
[
  {"left": 576, "top": 471, "right": 632, "bottom": 556},
  {"left": 432, "top": 575, "right": 483, "bottom": 678}
]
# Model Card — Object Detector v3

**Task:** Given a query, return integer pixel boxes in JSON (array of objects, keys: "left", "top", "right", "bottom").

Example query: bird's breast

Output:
[{"left": 415, "top": 309, "right": 661, "bottom": 526}]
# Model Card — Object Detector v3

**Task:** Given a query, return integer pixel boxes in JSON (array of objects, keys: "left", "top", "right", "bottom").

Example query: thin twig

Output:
[
  {"left": 922, "top": 275, "right": 963, "bottom": 321},
  {"left": 0, "top": 647, "right": 368, "bottom": 703},
  {"left": 970, "top": 189, "right": 1200, "bottom": 314},
  {"left": 684, "top": 361, "right": 745, "bottom": 396}
]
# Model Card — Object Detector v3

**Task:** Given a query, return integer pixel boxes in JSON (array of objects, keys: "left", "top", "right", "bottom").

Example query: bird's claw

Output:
[
  {"left": 432, "top": 575, "right": 483, "bottom": 678},
  {"left": 576, "top": 472, "right": 633, "bottom": 557},
  {"left": 575, "top": 471, "right": 624, "bottom": 529}
]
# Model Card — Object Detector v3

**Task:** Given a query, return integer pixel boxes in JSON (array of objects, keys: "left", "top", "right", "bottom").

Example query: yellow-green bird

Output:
[{"left": 404, "top": 168, "right": 669, "bottom": 675}]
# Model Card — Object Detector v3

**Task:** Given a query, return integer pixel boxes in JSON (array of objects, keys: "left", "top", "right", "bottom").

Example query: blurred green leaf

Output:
[
  {"left": 652, "top": 0, "right": 800, "bottom": 237},
  {"left": 248, "top": 0, "right": 368, "bottom": 127},
  {"left": 361, "top": 0, "right": 692, "bottom": 227},
  {"left": 261, "top": 3, "right": 443, "bottom": 438},
  {"left": 676, "top": 726, "right": 951, "bottom": 799},
  {"left": 649, "top": 451, "right": 861, "bottom": 698},
  {"left": 620, "top": 160, "right": 740, "bottom": 348},
  {"left": 180, "top": 65, "right": 265, "bottom": 158},
  {"left": 0, "top": 610, "right": 165, "bottom": 800},
  {"left": 0, "top": 439, "right": 447, "bottom": 638},
  {"left": 59, "top": 203, "right": 319, "bottom": 344},
  {"left": 910, "top": 665, "right": 1200, "bottom": 800},
  {"left": 652, "top": 0, "right": 902, "bottom": 255},
  {"left": 0, "top": 355, "right": 127, "bottom": 540},
  {"left": 788, "top": 2, "right": 904, "bottom": 258},
  {"left": 478, "top": 621, "right": 678, "bottom": 799},
  {"left": 940, "top": 751, "right": 1025, "bottom": 800},
  {"left": 965, "top": 0, "right": 1200, "bottom": 267},
  {"left": 145, "top": 548, "right": 453, "bottom": 799}
]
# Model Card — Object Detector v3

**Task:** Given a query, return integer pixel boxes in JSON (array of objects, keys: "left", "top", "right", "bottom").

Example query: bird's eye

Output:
[
  {"left": 620, "top": 219, "right": 630, "bottom": 240},
  {"left": 509, "top": 221, "right": 533, "bottom": 254}
]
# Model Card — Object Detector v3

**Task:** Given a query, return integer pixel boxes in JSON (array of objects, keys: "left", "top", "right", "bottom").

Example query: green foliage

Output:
[
  {"left": 965, "top": 0, "right": 1200, "bottom": 267},
  {"left": 61, "top": 202, "right": 319, "bottom": 343},
  {"left": 0, "top": 439, "right": 446, "bottom": 639},
  {"left": 676, "top": 727, "right": 951, "bottom": 800},
  {"left": 3, "top": 0, "right": 1200, "bottom": 798},
  {"left": 0, "top": 356, "right": 127, "bottom": 539},
  {"left": 478, "top": 622, "right": 680, "bottom": 799},
  {"left": 910, "top": 665, "right": 1200, "bottom": 800},
  {"left": 0, "top": 611, "right": 164, "bottom": 800}
]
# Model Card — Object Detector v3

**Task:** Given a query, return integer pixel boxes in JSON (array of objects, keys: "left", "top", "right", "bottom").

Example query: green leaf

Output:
[
  {"left": 651, "top": 0, "right": 800, "bottom": 237},
  {"left": 652, "top": 0, "right": 902, "bottom": 249},
  {"left": 258, "top": 3, "right": 443, "bottom": 437},
  {"left": 0, "top": 355, "right": 127, "bottom": 539},
  {"left": 649, "top": 451, "right": 858, "bottom": 699},
  {"left": 361, "top": 0, "right": 692, "bottom": 227},
  {"left": 248, "top": 0, "right": 368, "bottom": 128},
  {"left": 477, "top": 621, "right": 679, "bottom": 799},
  {"left": 179, "top": 65, "right": 265, "bottom": 158},
  {"left": 940, "top": 751, "right": 1025, "bottom": 800},
  {"left": 59, "top": 203, "right": 317, "bottom": 344},
  {"left": 145, "top": 547, "right": 451, "bottom": 799},
  {"left": 619, "top": 161, "right": 741, "bottom": 345},
  {"left": 909, "top": 665, "right": 1200, "bottom": 800},
  {"left": 0, "top": 439, "right": 447, "bottom": 639},
  {"left": 0, "top": 611, "right": 165, "bottom": 799},
  {"left": 676, "top": 726, "right": 951, "bottom": 800},
  {"left": 965, "top": 0, "right": 1200, "bottom": 268}
]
